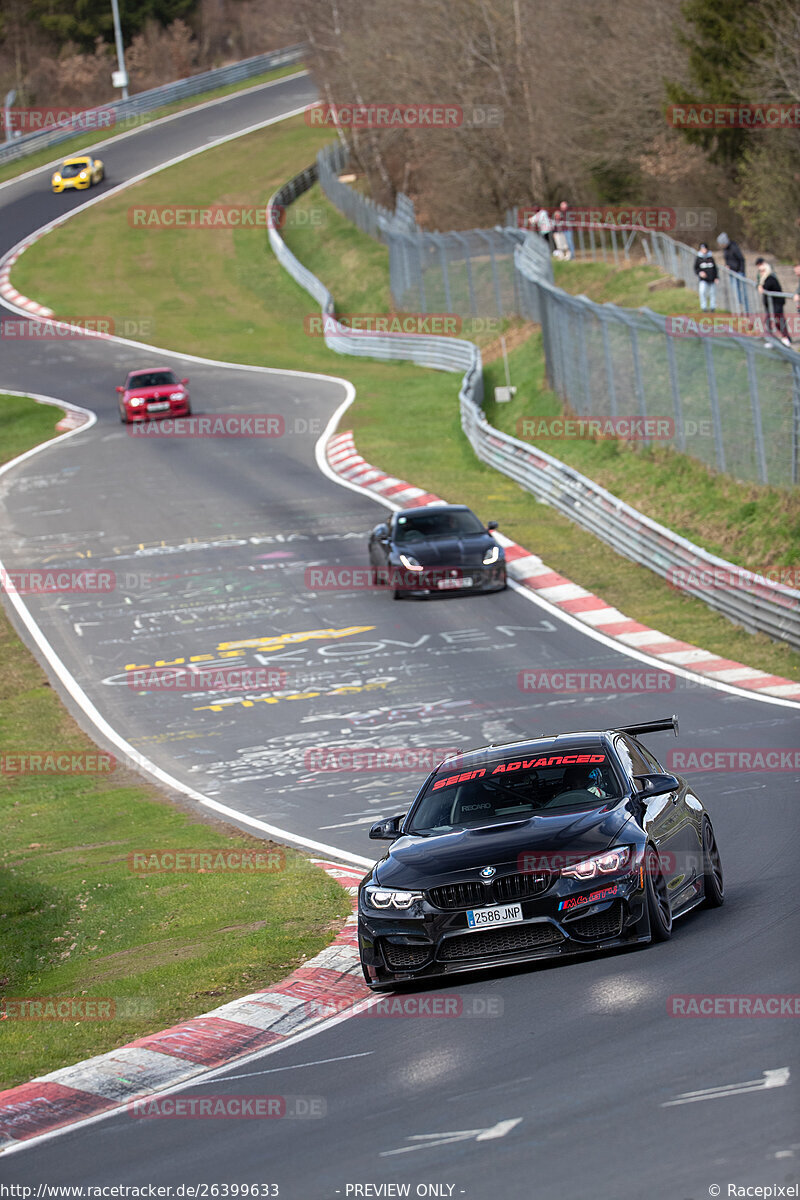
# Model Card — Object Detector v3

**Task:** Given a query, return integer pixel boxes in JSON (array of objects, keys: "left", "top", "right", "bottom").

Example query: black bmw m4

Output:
[{"left": 358, "top": 717, "right": 724, "bottom": 990}]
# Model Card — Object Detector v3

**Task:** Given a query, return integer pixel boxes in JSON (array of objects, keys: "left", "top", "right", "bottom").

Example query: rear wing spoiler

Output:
[{"left": 616, "top": 715, "right": 679, "bottom": 738}]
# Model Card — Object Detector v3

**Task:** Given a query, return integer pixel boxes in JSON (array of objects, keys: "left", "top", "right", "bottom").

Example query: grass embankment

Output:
[
  {"left": 0, "top": 61, "right": 304, "bottom": 188},
  {"left": 10, "top": 116, "right": 799, "bottom": 680},
  {"left": 0, "top": 396, "right": 349, "bottom": 1090}
]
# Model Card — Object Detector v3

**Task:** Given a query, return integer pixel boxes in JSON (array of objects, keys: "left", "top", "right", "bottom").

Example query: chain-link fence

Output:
[
  {"left": 316, "top": 144, "right": 799, "bottom": 487},
  {"left": 272, "top": 157, "right": 800, "bottom": 651}
]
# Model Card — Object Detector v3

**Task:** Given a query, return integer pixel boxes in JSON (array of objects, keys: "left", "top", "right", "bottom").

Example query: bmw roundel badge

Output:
[{"left": 480, "top": 866, "right": 496, "bottom": 879}]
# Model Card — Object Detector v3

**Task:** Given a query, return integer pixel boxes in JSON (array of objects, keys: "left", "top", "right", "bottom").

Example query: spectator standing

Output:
[
  {"left": 755, "top": 258, "right": 792, "bottom": 347},
  {"left": 558, "top": 200, "right": 575, "bottom": 259},
  {"left": 716, "top": 232, "right": 747, "bottom": 311},
  {"left": 528, "top": 206, "right": 555, "bottom": 252},
  {"left": 694, "top": 242, "right": 718, "bottom": 312}
]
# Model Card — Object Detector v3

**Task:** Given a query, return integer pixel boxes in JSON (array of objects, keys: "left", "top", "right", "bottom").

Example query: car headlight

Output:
[
  {"left": 52, "top": 174, "right": 61, "bottom": 183},
  {"left": 399, "top": 554, "right": 423, "bottom": 572},
  {"left": 561, "top": 846, "right": 632, "bottom": 880},
  {"left": 364, "top": 885, "right": 424, "bottom": 910},
  {"left": 483, "top": 545, "right": 500, "bottom": 565},
  {"left": 79, "top": 170, "right": 89, "bottom": 179},
  {"left": 169, "top": 392, "right": 185, "bottom": 400},
  {"left": 129, "top": 397, "right": 146, "bottom": 406}
]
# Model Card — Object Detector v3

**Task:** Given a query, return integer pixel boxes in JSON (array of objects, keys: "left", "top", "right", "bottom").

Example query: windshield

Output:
[
  {"left": 60, "top": 162, "right": 89, "bottom": 177},
  {"left": 395, "top": 509, "right": 485, "bottom": 543},
  {"left": 127, "top": 371, "right": 177, "bottom": 389},
  {"left": 408, "top": 751, "right": 621, "bottom": 833}
]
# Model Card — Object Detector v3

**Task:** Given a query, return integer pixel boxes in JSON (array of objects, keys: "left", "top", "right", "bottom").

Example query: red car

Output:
[{"left": 117, "top": 368, "right": 191, "bottom": 423}]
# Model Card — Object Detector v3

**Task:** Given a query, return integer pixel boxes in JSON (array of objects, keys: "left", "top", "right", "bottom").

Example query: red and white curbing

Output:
[
  {"left": 327, "top": 430, "right": 800, "bottom": 702},
  {"left": 0, "top": 860, "right": 369, "bottom": 1151},
  {"left": 0, "top": 237, "right": 54, "bottom": 318}
]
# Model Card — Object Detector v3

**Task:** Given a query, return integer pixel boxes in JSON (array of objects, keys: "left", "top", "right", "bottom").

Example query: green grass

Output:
[
  {"left": 0, "top": 62, "right": 304, "bottom": 187},
  {"left": 0, "top": 393, "right": 349, "bottom": 1090},
  {"left": 0, "top": 393, "right": 63, "bottom": 461},
  {"left": 10, "top": 118, "right": 800, "bottom": 681}
]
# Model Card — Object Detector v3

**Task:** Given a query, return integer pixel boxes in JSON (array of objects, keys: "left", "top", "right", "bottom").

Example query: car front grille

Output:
[
  {"left": 428, "top": 872, "right": 549, "bottom": 911},
  {"left": 567, "top": 902, "right": 624, "bottom": 940},
  {"left": 382, "top": 941, "right": 433, "bottom": 970},
  {"left": 438, "top": 923, "right": 563, "bottom": 961}
]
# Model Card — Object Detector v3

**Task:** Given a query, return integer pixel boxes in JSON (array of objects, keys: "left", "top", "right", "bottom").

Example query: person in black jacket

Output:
[
  {"left": 694, "top": 243, "right": 718, "bottom": 312},
  {"left": 755, "top": 258, "right": 792, "bottom": 347},
  {"left": 716, "top": 233, "right": 748, "bottom": 310}
]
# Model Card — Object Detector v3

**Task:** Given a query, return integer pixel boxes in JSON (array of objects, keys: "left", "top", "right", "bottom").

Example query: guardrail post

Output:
[
  {"left": 704, "top": 339, "right": 726, "bottom": 474},
  {"left": 664, "top": 327, "right": 685, "bottom": 453},
  {"left": 630, "top": 326, "right": 649, "bottom": 443},
  {"left": 601, "top": 314, "right": 619, "bottom": 418},
  {"left": 744, "top": 346, "right": 768, "bottom": 484}
]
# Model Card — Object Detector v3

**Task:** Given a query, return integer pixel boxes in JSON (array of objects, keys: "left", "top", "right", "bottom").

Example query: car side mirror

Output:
[
  {"left": 369, "top": 814, "right": 406, "bottom": 841},
  {"left": 180, "top": 378, "right": 189, "bottom": 385},
  {"left": 487, "top": 521, "right": 498, "bottom": 531},
  {"left": 116, "top": 386, "right": 124, "bottom": 393},
  {"left": 373, "top": 523, "right": 389, "bottom": 539},
  {"left": 633, "top": 773, "right": 680, "bottom": 797}
]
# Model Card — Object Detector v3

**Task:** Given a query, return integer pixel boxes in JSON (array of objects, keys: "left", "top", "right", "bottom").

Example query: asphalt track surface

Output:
[{"left": 0, "top": 75, "right": 798, "bottom": 1199}]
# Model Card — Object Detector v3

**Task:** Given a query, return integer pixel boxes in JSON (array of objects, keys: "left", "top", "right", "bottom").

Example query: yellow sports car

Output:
[{"left": 51, "top": 155, "right": 104, "bottom": 193}]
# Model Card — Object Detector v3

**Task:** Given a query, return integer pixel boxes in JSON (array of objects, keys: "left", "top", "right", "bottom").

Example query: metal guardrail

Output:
[
  {"left": 273, "top": 158, "right": 800, "bottom": 651},
  {"left": 0, "top": 45, "right": 305, "bottom": 167},
  {"left": 268, "top": 165, "right": 483, "bottom": 394}
]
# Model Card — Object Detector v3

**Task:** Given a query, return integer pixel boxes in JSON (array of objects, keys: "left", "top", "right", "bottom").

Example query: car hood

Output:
[
  {"left": 392, "top": 534, "right": 498, "bottom": 567},
  {"left": 374, "top": 807, "right": 632, "bottom": 889}
]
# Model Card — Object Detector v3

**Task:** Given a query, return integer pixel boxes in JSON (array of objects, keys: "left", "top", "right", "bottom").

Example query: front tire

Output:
[
  {"left": 701, "top": 818, "right": 724, "bottom": 907},
  {"left": 645, "top": 845, "right": 672, "bottom": 941}
]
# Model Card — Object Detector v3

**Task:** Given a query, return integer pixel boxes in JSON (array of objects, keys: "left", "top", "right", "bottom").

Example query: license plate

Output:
[
  {"left": 437, "top": 576, "right": 473, "bottom": 590},
  {"left": 467, "top": 902, "right": 523, "bottom": 928},
  {"left": 148, "top": 401, "right": 170, "bottom": 412}
]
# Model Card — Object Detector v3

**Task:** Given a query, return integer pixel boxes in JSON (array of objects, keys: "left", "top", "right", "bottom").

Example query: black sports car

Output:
[
  {"left": 367, "top": 504, "right": 506, "bottom": 598},
  {"left": 358, "top": 717, "right": 724, "bottom": 989}
]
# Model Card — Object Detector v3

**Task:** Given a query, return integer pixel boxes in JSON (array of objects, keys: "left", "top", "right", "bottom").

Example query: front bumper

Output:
[
  {"left": 359, "top": 873, "right": 649, "bottom": 986},
  {"left": 125, "top": 399, "right": 191, "bottom": 421},
  {"left": 394, "top": 564, "right": 506, "bottom": 595},
  {"left": 52, "top": 179, "right": 90, "bottom": 192}
]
